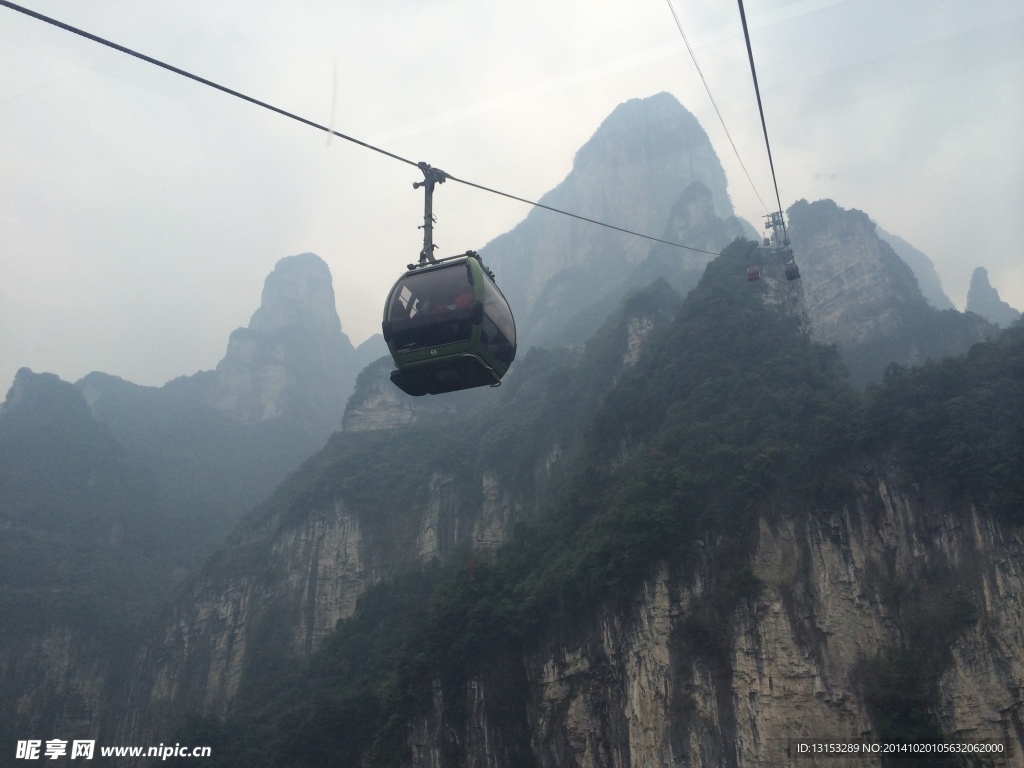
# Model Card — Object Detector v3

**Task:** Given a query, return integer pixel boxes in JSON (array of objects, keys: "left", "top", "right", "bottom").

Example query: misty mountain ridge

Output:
[
  {"left": 160, "top": 241, "right": 1024, "bottom": 766},
  {"left": 67, "top": 252, "right": 384, "bottom": 559},
  {"left": 0, "top": 253, "right": 383, "bottom": 749},
  {"left": 3, "top": 91, "right": 1020, "bottom": 760},
  {"left": 0, "top": 253, "right": 377, "bottom": 634},
  {"left": 81, "top": 252, "right": 379, "bottom": 442},
  {"left": 0, "top": 369, "right": 169, "bottom": 747},
  {"left": 471, "top": 92, "right": 989, "bottom": 383},
  {"left": 0, "top": 369, "right": 156, "bottom": 549},
  {"left": 785, "top": 198, "right": 998, "bottom": 383},
  {"left": 481, "top": 92, "right": 755, "bottom": 347},
  {"left": 873, "top": 223, "right": 955, "bottom": 311},
  {"left": 966, "top": 266, "right": 1021, "bottom": 328}
]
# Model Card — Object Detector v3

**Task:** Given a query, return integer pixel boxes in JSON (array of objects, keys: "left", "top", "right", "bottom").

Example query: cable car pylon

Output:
[{"left": 762, "top": 211, "right": 800, "bottom": 281}]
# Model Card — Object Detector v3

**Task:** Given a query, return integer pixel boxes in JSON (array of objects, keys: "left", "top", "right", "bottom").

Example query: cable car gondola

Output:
[
  {"left": 383, "top": 252, "right": 516, "bottom": 396},
  {"left": 382, "top": 162, "right": 516, "bottom": 396}
]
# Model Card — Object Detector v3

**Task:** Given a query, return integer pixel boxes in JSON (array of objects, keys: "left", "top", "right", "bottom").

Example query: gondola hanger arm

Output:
[{"left": 413, "top": 162, "right": 448, "bottom": 264}]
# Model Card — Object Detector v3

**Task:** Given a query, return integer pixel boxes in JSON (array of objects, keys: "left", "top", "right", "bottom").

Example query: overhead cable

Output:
[
  {"left": 0, "top": 0, "right": 722, "bottom": 257},
  {"left": 735, "top": 0, "right": 787, "bottom": 231},
  {"left": 663, "top": 0, "right": 769, "bottom": 213}
]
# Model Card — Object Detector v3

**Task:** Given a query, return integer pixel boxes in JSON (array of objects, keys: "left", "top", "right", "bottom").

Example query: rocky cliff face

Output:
[
  {"left": 341, "top": 357, "right": 456, "bottom": 433},
  {"left": 208, "top": 252, "right": 356, "bottom": 439},
  {"left": 119, "top": 466, "right": 529, "bottom": 743},
  {"left": 405, "top": 465, "right": 1024, "bottom": 767},
  {"left": 120, "top": 500, "right": 371, "bottom": 733},
  {"left": 967, "top": 266, "right": 1021, "bottom": 329},
  {"left": 788, "top": 199, "right": 997, "bottom": 383},
  {"left": 116, "top": 281, "right": 679, "bottom": 746},
  {"left": 788, "top": 200, "right": 930, "bottom": 348},
  {"left": 1, "top": 627, "right": 114, "bottom": 746},
  {"left": 111, "top": 204, "right": 1016, "bottom": 759}
]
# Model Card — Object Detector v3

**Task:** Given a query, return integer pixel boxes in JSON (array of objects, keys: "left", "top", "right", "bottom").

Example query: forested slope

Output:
[{"left": 172, "top": 242, "right": 1023, "bottom": 767}]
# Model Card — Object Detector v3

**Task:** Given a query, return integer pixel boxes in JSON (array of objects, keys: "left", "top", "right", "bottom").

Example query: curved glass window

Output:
[
  {"left": 388, "top": 263, "right": 476, "bottom": 352},
  {"left": 481, "top": 277, "right": 516, "bottom": 367}
]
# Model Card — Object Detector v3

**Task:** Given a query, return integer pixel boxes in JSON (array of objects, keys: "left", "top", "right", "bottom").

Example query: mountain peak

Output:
[
  {"left": 2, "top": 367, "right": 89, "bottom": 423},
  {"left": 212, "top": 253, "right": 354, "bottom": 433},
  {"left": 482, "top": 92, "right": 736, "bottom": 342},
  {"left": 570, "top": 92, "right": 731, "bottom": 218},
  {"left": 247, "top": 252, "right": 342, "bottom": 337},
  {"left": 966, "top": 267, "right": 1021, "bottom": 328}
]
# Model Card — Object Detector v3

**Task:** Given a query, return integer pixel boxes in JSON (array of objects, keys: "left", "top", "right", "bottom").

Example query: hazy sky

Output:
[{"left": 2, "top": 0, "right": 1021, "bottom": 391}]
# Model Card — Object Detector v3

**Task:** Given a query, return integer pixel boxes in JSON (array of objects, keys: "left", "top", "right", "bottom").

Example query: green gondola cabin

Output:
[{"left": 382, "top": 252, "right": 516, "bottom": 396}]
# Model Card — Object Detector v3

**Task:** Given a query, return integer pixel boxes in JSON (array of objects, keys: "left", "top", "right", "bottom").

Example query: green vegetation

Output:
[
  {"left": 0, "top": 371, "right": 178, "bottom": 747},
  {"left": 860, "top": 567, "right": 979, "bottom": 766},
  {"left": 173, "top": 567, "right": 445, "bottom": 768},
  {"left": 104, "top": 243, "right": 1024, "bottom": 764},
  {"left": 864, "top": 322, "right": 1024, "bottom": 522},
  {"left": 0, "top": 372, "right": 168, "bottom": 641},
  {"left": 178, "top": 241, "right": 873, "bottom": 765}
]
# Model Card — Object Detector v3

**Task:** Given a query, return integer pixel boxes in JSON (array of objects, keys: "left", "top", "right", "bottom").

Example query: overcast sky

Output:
[{"left": 2, "top": 0, "right": 1021, "bottom": 391}]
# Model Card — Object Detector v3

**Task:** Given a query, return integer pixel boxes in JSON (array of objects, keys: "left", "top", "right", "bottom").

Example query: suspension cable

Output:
[
  {"left": 664, "top": 0, "right": 769, "bottom": 214},
  {"left": 735, "top": 0, "right": 788, "bottom": 240},
  {"left": 0, "top": 0, "right": 723, "bottom": 257}
]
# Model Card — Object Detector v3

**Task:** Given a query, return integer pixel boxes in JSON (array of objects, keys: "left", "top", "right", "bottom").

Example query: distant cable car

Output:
[
  {"left": 751, "top": 211, "right": 801, "bottom": 283},
  {"left": 382, "top": 252, "right": 516, "bottom": 396}
]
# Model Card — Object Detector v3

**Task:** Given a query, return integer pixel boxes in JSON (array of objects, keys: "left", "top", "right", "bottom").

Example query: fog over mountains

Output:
[
  {"left": 482, "top": 92, "right": 753, "bottom": 347},
  {"left": 967, "top": 266, "right": 1022, "bottom": 328},
  {"left": 874, "top": 224, "right": 956, "bottom": 312},
  {"left": 1, "top": 92, "right": 1022, "bottom": 765},
  {"left": 80, "top": 252, "right": 383, "bottom": 445}
]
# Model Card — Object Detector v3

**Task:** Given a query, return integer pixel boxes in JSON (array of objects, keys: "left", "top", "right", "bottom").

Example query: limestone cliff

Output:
[
  {"left": 118, "top": 460, "right": 530, "bottom": 744},
  {"left": 120, "top": 499, "right": 371, "bottom": 733},
  {"left": 341, "top": 357, "right": 457, "bottom": 433},
  {"left": 405, "top": 466, "right": 1024, "bottom": 767},
  {"left": 788, "top": 199, "right": 997, "bottom": 383},
  {"left": 788, "top": 200, "right": 931, "bottom": 348},
  {"left": 114, "top": 244, "right": 1024, "bottom": 765},
  {"left": 116, "top": 281, "right": 679, "bottom": 745},
  {"left": 207, "top": 252, "right": 356, "bottom": 439}
]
